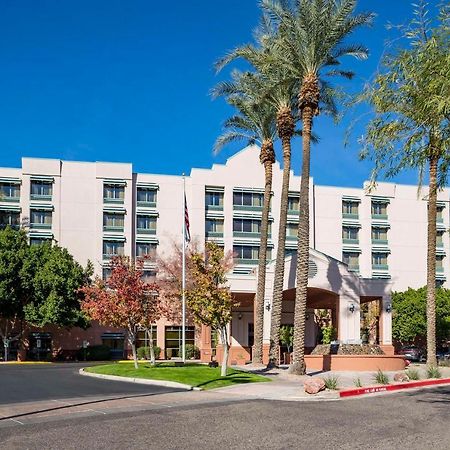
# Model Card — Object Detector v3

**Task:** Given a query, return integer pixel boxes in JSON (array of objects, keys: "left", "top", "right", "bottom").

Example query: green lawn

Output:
[{"left": 85, "top": 362, "right": 270, "bottom": 390}]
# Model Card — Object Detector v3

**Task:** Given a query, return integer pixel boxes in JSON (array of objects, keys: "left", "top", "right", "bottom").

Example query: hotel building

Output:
[{"left": 1, "top": 146, "right": 447, "bottom": 363}]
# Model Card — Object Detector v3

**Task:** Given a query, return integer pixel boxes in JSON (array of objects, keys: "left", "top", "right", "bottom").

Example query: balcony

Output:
[
  {"left": 437, "top": 217, "right": 444, "bottom": 224},
  {"left": 371, "top": 213, "right": 388, "bottom": 220},
  {"left": 0, "top": 196, "right": 20, "bottom": 203},
  {"left": 437, "top": 241, "right": 444, "bottom": 249},
  {"left": 104, "top": 197, "right": 124, "bottom": 204},
  {"left": 348, "top": 265, "right": 360, "bottom": 273},
  {"left": 137, "top": 201, "right": 156, "bottom": 208},
  {"left": 233, "top": 231, "right": 268, "bottom": 239},
  {"left": 288, "top": 209, "right": 299, "bottom": 216},
  {"left": 342, "top": 213, "right": 359, "bottom": 220},
  {"left": 372, "top": 264, "right": 389, "bottom": 271},
  {"left": 137, "top": 228, "right": 156, "bottom": 235},
  {"left": 343, "top": 238, "right": 359, "bottom": 245},
  {"left": 233, "top": 205, "right": 263, "bottom": 212},
  {"left": 30, "top": 194, "right": 52, "bottom": 201},
  {"left": 103, "top": 225, "right": 124, "bottom": 233},
  {"left": 286, "top": 235, "right": 297, "bottom": 241},
  {"left": 30, "top": 223, "right": 52, "bottom": 230},
  {"left": 372, "top": 239, "right": 388, "bottom": 245},
  {"left": 205, "top": 231, "right": 223, "bottom": 238},
  {"left": 206, "top": 204, "right": 223, "bottom": 212},
  {"left": 436, "top": 266, "right": 445, "bottom": 274}
]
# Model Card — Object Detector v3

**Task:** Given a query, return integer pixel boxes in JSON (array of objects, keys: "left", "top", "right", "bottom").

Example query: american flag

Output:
[{"left": 184, "top": 194, "right": 191, "bottom": 243}]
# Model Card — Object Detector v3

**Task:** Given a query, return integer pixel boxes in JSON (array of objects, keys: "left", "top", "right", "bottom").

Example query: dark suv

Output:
[{"left": 398, "top": 346, "right": 423, "bottom": 362}]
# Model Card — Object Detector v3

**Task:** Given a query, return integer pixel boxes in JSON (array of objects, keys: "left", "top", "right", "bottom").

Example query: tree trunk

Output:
[
  {"left": 220, "top": 326, "right": 229, "bottom": 377},
  {"left": 268, "top": 134, "right": 292, "bottom": 367},
  {"left": 253, "top": 141, "right": 275, "bottom": 364},
  {"left": 426, "top": 156, "right": 438, "bottom": 367},
  {"left": 128, "top": 328, "right": 139, "bottom": 369},
  {"left": 148, "top": 326, "right": 155, "bottom": 365},
  {"left": 290, "top": 106, "right": 313, "bottom": 375}
]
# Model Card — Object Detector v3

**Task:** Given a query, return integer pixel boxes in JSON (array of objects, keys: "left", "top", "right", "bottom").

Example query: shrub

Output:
[
  {"left": 321, "top": 326, "right": 337, "bottom": 345},
  {"left": 353, "top": 377, "right": 363, "bottom": 387},
  {"left": 323, "top": 375, "right": 339, "bottom": 390},
  {"left": 426, "top": 365, "right": 442, "bottom": 379},
  {"left": 439, "top": 359, "right": 450, "bottom": 367},
  {"left": 185, "top": 344, "right": 200, "bottom": 360},
  {"left": 137, "top": 346, "right": 161, "bottom": 360},
  {"left": 77, "top": 345, "right": 111, "bottom": 361},
  {"left": 407, "top": 368, "right": 420, "bottom": 380},
  {"left": 373, "top": 369, "right": 389, "bottom": 385}
]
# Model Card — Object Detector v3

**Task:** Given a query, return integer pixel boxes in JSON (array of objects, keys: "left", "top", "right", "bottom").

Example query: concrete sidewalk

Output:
[{"left": 216, "top": 363, "right": 450, "bottom": 401}]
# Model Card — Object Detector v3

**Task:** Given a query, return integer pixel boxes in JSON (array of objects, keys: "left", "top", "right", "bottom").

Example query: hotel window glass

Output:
[
  {"left": 137, "top": 187, "right": 157, "bottom": 205},
  {"left": 436, "top": 255, "right": 444, "bottom": 271},
  {"left": 104, "top": 184, "right": 124, "bottom": 202},
  {"left": 342, "top": 200, "right": 358, "bottom": 216},
  {"left": 233, "top": 218, "right": 262, "bottom": 234},
  {"left": 103, "top": 240, "right": 124, "bottom": 257},
  {"left": 30, "top": 237, "right": 52, "bottom": 246},
  {"left": 437, "top": 205, "right": 445, "bottom": 222},
  {"left": 102, "top": 268, "right": 112, "bottom": 281},
  {"left": 0, "top": 183, "right": 20, "bottom": 201},
  {"left": 205, "top": 218, "right": 224, "bottom": 234},
  {"left": 342, "top": 252, "right": 359, "bottom": 269},
  {"left": 103, "top": 212, "right": 124, "bottom": 231},
  {"left": 30, "top": 180, "right": 52, "bottom": 199},
  {"left": 137, "top": 215, "right": 157, "bottom": 234},
  {"left": 233, "top": 245, "right": 271, "bottom": 261},
  {"left": 30, "top": 209, "right": 52, "bottom": 228},
  {"left": 205, "top": 191, "right": 224, "bottom": 207},
  {"left": 437, "top": 230, "right": 444, "bottom": 247},
  {"left": 286, "top": 223, "right": 298, "bottom": 238},
  {"left": 372, "top": 252, "right": 388, "bottom": 267},
  {"left": 288, "top": 196, "right": 299, "bottom": 212},
  {"left": 342, "top": 226, "right": 358, "bottom": 241},
  {"left": 372, "top": 227, "right": 388, "bottom": 241},
  {"left": 233, "top": 191, "right": 263, "bottom": 208},
  {"left": 136, "top": 242, "right": 157, "bottom": 258},
  {"left": 371, "top": 201, "right": 388, "bottom": 217},
  {"left": 0, "top": 211, "right": 20, "bottom": 229},
  {"left": 142, "top": 270, "right": 157, "bottom": 283},
  {"left": 165, "top": 326, "right": 195, "bottom": 358}
]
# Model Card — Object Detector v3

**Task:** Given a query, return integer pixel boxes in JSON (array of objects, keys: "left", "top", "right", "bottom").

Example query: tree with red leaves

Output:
[{"left": 81, "top": 256, "right": 162, "bottom": 368}]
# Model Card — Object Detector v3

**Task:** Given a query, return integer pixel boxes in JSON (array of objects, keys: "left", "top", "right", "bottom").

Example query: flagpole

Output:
[{"left": 181, "top": 174, "right": 186, "bottom": 363}]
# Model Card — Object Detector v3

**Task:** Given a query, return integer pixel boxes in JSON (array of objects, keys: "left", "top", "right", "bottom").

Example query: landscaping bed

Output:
[
  {"left": 311, "top": 344, "right": 385, "bottom": 355},
  {"left": 85, "top": 362, "right": 270, "bottom": 390}
]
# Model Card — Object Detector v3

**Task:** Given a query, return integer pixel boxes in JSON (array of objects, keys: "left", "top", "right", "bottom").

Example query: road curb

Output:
[
  {"left": 79, "top": 368, "right": 201, "bottom": 391},
  {"left": 339, "top": 377, "right": 450, "bottom": 398}
]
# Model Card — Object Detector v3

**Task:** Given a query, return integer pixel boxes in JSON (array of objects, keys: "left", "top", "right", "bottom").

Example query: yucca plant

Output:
[
  {"left": 324, "top": 375, "right": 339, "bottom": 390},
  {"left": 373, "top": 369, "right": 390, "bottom": 385},
  {"left": 426, "top": 365, "right": 442, "bottom": 379},
  {"left": 407, "top": 368, "right": 420, "bottom": 380},
  {"left": 353, "top": 377, "right": 363, "bottom": 387}
]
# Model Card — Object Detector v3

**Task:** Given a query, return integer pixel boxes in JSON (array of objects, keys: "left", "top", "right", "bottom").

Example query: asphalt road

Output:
[
  {"left": 0, "top": 381, "right": 449, "bottom": 449},
  {"left": 0, "top": 363, "right": 180, "bottom": 405}
]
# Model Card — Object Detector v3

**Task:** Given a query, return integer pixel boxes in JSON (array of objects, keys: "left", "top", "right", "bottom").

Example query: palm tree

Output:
[
  {"left": 359, "top": 3, "right": 450, "bottom": 367},
  {"left": 212, "top": 70, "right": 277, "bottom": 364},
  {"left": 215, "top": 17, "right": 300, "bottom": 367},
  {"left": 263, "top": 0, "right": 373, "bottom": 374}
]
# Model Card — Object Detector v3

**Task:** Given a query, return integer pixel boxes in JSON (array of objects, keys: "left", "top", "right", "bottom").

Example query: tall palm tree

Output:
[
  {"left": 263, "top": 0, "right": 373, "bottom": 374},
  {"left": 215, "top": 17, "right": 300, "bottom": 367},
  {"left": 359, "top": 3, "right": 450, "bottom": 367},
  {"left": 212, "top": 71, "right": 277, "bottom": 364}
]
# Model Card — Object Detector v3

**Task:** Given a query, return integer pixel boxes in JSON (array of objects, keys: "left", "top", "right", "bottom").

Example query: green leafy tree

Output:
[
  {"left": 359, "top": 3, "right": 450, "bottom": 366},
  {"left": 392, "top": 287, "right": 450, "bottom": 346},
  {"left": 185, "top": 242, "right": 238, "bottom": 376},
  {"left": 263, "top": 0, "right": 373, "bottom": 374},
  {"left": 212, "top": 70, "right": 276, "bottom": 365},
  {"left": 279, "top": 325, "right": 294, "bottom": 353}
]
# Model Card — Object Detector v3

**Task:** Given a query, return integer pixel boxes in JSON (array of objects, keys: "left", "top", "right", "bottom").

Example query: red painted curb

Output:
[{"left": 339, "top": 377, "right": 450, "bottom": 398}]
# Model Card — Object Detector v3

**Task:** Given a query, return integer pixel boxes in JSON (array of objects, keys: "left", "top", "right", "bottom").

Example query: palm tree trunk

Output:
[
  {"left": 290, "top": 106, "right": 313, "bottom": 375},
  {"left": 253, "top": 142, "right": 274, "bottom": 364},
  {"left": 268, "top": 135, "right": 292, "bottom": 367},
  {"left": 426, "top": 155, "right": 438, "bottom": 367}
]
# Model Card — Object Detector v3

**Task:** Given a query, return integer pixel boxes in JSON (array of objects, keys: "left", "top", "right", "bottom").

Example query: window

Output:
[
  {"left": 205, "top": 191, "right": 224, "bottom": 208},
  {"left": 0, "top": 211, "right": 20, "bottom": 229},
  {"left": 30, "top": 237, "right": 52, "bottom": 246},
  {"left": 165, "top": 326, "right": 195, "bottom": 358},
  {"left": 288, "top": 196, "right": 299, "bottom": 212},
  {"left": 371, "top": 201, "right": 388, "bottom": 218},
  {"left": 103, "top": 212, "right": 124, "bottom": 231},
  {"left": 437, "top": 205, "right": 445, "bottom": 223},
  {"left": 137, "top": 215, "right": 157, "bottom": 234},
  {"left": 233, "top": 245, "right": 271, "bottom": 262},
  {"left": 103, "top": 184, "right": 124, "bottom": 203},
  {"left": 233, "top": 191, "right": 263, "bottom": 208},
  {"left": 437, "top": 230, "right": 444, "bottom": 247},
  {"left": 436, "top": 255, "right": 444, "bottom": 272},
  {"left": 30, "top": 180, "right": 52, "bottom": 200},
  {"left": 342, "top": 226, "right": 358, "bottom": 241},
  {"left": 0, "top": 183, "right": 20, "bottom": 201},
  {"left": 136, "top": 242, "right": 157, "bottom": 258},
  {"left": 102, "top": 267, "right": 112, "bottom": 281},
  {"left": 136, "top": 329, "right": 157, "bottom": 350},
  {"left": 205, "top": 218, "right": 224, "bottom": 235},
  {"left": 103, "top": 240, "right": 124, "bottom": 257},
  {"left": 233, "top": 218, "right": 263, "bottom": 234},
  {"left": 30, "top": 209, "right": 52, "bottom": 228},
  {"left": 372, "top": 227, "right": 388, "bottom": 242},
  {"left": 101, "top": 333, "right": 124, "bottom": 359},
  {"left": 342, "top": 200, "right": 358, "bottom": 217},
  {"left": 286, "top": 223, "right": 298, "bottom": 238},
  {"left": 342, "top": 252, "right": 359, "bottom": 271},
  {"left": 372, "top": 252, "right": 388, "bottom": 268},
  {"left": 137, "top": 187, "right": 157, "bottom": 206},
  {"left": 142, "top": 270, "right": 157, "bottom": 283}
]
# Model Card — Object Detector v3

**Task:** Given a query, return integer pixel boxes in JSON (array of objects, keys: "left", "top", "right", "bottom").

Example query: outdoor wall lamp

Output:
[
  {"left": 349, "top": 303, "right": 355, "bottom": 314},
  {"left": 238, "top": 313, "right": 243, "bottom": 320},
  {"left": 385, "top": 303, "right": 392, "bottom": 313},
  {"left": 265, "top": 302, "right": 271, "bottom": 311}
]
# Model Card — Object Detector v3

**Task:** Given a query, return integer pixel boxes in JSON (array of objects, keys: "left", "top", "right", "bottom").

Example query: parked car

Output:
[
  {"left": 437, "top": 348, "right": 450, "bottom": 361},
  {"left": 398, "top": 346, "right": 423, "bottom": 362}
]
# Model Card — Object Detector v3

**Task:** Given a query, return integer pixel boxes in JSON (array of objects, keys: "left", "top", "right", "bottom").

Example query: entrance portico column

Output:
[
  {"left": 379, "top": 295, "right": 394, "bottom": 355},
  {"left": 337, "top": 292, "right": 361, "bottom": 344}
]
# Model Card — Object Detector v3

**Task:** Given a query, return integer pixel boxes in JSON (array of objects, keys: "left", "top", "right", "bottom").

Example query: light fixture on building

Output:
[
  {"left": 238, "top": 313, "right": 243, "bottom": 320},
  {"left": 265, "top": 301, "right": 271, "bottom": 311},
  {"left": 349, "top": 303, "right": 355, "bottom": 314},
  {"left": 385, "top": 303, "right": 392, "bottom": 313}
]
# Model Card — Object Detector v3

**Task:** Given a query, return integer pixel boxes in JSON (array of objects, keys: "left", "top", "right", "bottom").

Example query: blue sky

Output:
[{"left": 0, "top": 0, "right": 442, "bottom": 187}]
